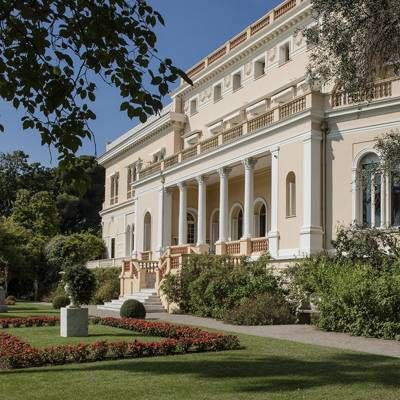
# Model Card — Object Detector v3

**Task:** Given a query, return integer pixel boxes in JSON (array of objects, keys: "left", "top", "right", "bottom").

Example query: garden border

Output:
[{"left": 0, "top": 316, "right": 240, "bottom": 369}]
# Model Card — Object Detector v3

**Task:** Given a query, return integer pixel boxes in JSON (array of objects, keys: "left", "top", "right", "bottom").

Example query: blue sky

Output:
[{"left": 0, "top": 0, "right": 281, "bottom": 166}]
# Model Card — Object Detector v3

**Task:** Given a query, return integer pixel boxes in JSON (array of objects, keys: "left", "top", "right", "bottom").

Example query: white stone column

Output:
[
  {"left": 131, "top": 194, "right": 139, "bottom": 259},
  {"left": 218, "top": 167, "right": 231, "bottom": 243},
  {"left": 196, "top": 176, "right": 207, "bottom": 248},
  {"left": 268, "top": 148, "right": 280, "bottom": 258},
  {"left": 300, "top": 132, "right": 323, "bottom": 255},
  {"left": 157, "top": 181, "right": 165, "bottom": 258},
  {"left": 242, "top": 158, "right": 257, "bottom": 239},
  {"left": 178, "top": 182, "right": 187, "bottom": 245}
]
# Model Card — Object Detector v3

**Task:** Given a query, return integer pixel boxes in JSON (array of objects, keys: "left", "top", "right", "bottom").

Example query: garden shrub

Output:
[
  {"left": 92, "top": 267, "right": 119, "bottom": 304},
  {"left": 6, "top": 295, "right": 16, "bottom": 303},
  {"left": 52, "top": 295, "right": 70, "bottom": 310},
  {"left": 223, "top": 291, "right": 295, "bottom": 325},
  {"left": 63, "top": 265, "right": 96, "bottom": 306},
  {"left": 161, "top": 254, "right": 289, "bottom": 321},
  {"left": 120, "top": 299, "right": 146, "bottom": 319},
  {"left": 289, "top": 256, "right": 400, "bottom": 339}
]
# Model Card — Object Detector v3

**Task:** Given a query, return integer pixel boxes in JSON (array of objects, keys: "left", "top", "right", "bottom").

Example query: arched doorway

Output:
[
  {"left": 230, "top": 204, "right": 243, "bottom": 240},
  {"left": 254, "top": 198, "right": 268, "bottom": 237},
  {"left": 209, "top": 209, "right": 219, "bottom": 253},
  {"left": 187, "top": 210, "right": 197, "bottom": 244},
  {"left": 143, "top": 212, "right": 152, "bottom": 251}
]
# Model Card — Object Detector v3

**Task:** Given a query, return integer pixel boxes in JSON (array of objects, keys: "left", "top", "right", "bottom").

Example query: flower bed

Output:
[
  {"left": 0, "top": 316, "right": 59, "bottom": 328},
  {"left": 0, "top": 317, "right": 240, "bottom": 369}
]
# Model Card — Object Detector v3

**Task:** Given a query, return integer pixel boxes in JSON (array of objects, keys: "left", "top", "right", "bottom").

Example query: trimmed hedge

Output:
[{"left": 120, "top": 299, "right": 146, "bottom": 319}]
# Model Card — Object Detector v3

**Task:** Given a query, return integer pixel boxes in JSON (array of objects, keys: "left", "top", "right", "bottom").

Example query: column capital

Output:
[
  {"left": 270, "top": 147, "right": 280, "bottom": 157},
  {"left": 177, "top": 181, "right": 187, "bottom": 190},
  {"left": 196, "top": 175, "right": 207, "bottom": 185},
  {"left": 217, "top": 167, "right": 232, "bottom": 178},
  {"left": 242, "top": 157, "right": 257, "bottom": 170}
]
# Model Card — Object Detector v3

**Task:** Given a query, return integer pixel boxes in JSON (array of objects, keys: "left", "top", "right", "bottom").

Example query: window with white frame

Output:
[
  {"left": 355, "top": 152, "right": 400, "bottom": 228},
  {"left": 279, "top": 42, "right": 291, "bottom": 65},
  {"left": 286, "top": 172, "right": 296, "bottom": 217},
  {"left": 232, "top": 72, "right": 242, "bottom": 91},
  {"left": 127, "top": 164, "right": 136, "bottom": 199},
  {"left": 190, "top": 98, "right": 198, "bottom": 115},
  {"left": 254, "top": 57, "right": 266, "bottom": 79},
  {"left": 110, "top": 173, "right": 119, "bottom": 205},
  {"left": 213, "top": 83, "right": 222, "bottom": 102}
]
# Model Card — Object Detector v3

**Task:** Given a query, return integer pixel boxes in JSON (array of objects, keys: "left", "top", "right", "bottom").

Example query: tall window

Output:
[
  {"left": 360, "top": 153, "right": 381, "bottom": 227},
  {"left": 127, "top": 164, "right": 136, "bottom": 199},
  {"left": 110, "top": 238, "right": 115, "bottom": 259},
  {"left": 392, "top": 174, "right": 400, "bottom": 226},
  {"left": 187, "top": 212, "right": 196, "bottom": 244},
  {"left": 131, "top": 224, "right": 135, "bottom": 254},
  {"left": 254, "top": 58, "right": 266, "bottom": 79},
  {"left": 190, "top": 98, "right": 198, "bottom": 115},
  {"left": 143, "top": 212, "right": 152, "bottom": 251},
  {"left": 231, "top": 205, "right": 243, "bottom": 240},
  {"left": 213, "top": 83, "right": 222, "bottom": 102},
  {"left": 279, "top": 42, "right": 290, "bottom": 65},
  {"left": 286, "top": 172, "right": 296, "bottom": 217},
  {"left": 110, "top": 174, "right": 119, "bottom": 205},
  {"left": 232, "top": 72, "right": 242, "bottom": 91}
]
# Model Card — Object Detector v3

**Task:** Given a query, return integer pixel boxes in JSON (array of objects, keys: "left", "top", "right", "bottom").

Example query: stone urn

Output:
[
  {"left": 0, "top": 286, "right": 7, "bottom": 313},
  {"left": 60, "top": 284, "right": 88, "bottom": 337}
]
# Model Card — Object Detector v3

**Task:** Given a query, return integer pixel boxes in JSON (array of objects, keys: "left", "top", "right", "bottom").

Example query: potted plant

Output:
[{"left": 60, "top": 265, "right": 96, "bottom": 337}]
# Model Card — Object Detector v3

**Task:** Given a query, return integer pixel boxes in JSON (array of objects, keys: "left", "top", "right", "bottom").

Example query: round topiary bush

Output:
[
  {"left": 52, "top": 295, "right": 70, "bottom": 310},
  {"left": 120, "top": 299, "right": 146, "bottom": 319}
]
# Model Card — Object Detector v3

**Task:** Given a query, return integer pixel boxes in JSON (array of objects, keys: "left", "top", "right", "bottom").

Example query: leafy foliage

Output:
[
  {"left": 92, "top": 267, "right": 120, "bottom": 304},
  {"left": 63, "top": 265, "right": 96, "bottom": 306},
  {"left": 289, "top": 256, "right": 400, "bottom": 339},
  {"left": 223, "top": 292, "right": 295, "bottom": 326},
  {"left": 304, "top": 0, "right": 400, "bottom": 93},
  {"left": 52, "top": 295, "right": 70, "bottom": 310},
  {"left": 46, "top": 232, "right": 105, "bottom": 270},
  {"left": 332, "top": 225, "right": 400, "bottom": 270},
  {"left": 0, "top": 0, "right": 190, "bottom": 174},
  {"left": 161, "top": 254, "right": 285, "bottom": 320},
  {"left": 374, "top": 130, "right": 400, "bottom": 179},
  {"left": 120, "top": 299, "right": 146, "bottom": 319}
]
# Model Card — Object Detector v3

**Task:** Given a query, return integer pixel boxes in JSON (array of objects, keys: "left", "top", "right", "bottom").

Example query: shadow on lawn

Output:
[{"left": 4, "top": 350, "right": 400, "bottom": 393}]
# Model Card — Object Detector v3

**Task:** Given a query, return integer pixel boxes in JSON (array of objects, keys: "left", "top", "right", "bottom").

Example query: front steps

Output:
[{"left": 97, "top": 288, "right": 165, "bottom": 314}]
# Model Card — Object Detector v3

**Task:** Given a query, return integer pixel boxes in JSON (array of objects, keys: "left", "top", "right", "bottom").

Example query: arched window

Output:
[
  {"left": 187, "top": 211, "right": 197, "bottom": 244},
  {"left": 358, "top": 153, "right": 381, "bottom": 227},
  {"left": 209, "top": 209, "right": 219, "bottom": 254},
  {"left": 143, "top": 212, "right": 152, "bottom": 251},
  {"left": 286, "top": 172, "right": 296, "bottom": 217},
  {"left": 230, "top": 204, "right": 243, "bottom": 240},
  {"left": 254, "top": 199, "right": 268, "bottom": 237}
]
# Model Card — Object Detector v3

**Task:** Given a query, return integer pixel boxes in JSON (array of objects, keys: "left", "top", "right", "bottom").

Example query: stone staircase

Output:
[{"left": 97, "top": 288, "right": 165, "bottom": 314}]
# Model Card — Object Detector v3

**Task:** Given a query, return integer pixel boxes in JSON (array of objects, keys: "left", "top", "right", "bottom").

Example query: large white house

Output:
[{"left": 93, "top": 0, "right": 400, "bottom": 308}]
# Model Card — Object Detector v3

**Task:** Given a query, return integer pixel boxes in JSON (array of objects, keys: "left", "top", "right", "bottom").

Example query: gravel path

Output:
[{"left": 88, "top": 306, "right": 400, "bottom": 359}]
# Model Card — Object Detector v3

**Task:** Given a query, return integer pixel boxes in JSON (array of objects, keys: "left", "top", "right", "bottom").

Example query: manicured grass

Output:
[
  {"left": 7, "top": 325, "right": 161, "bottom": 348},
  {"left": 0, "top": 302, "right": 58, "bottom": 318},
  {"left": 1, "top": 303, "right": 399, "bottom": 399}
]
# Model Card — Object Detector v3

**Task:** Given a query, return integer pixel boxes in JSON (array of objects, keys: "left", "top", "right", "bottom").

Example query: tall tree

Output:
[
  {"left": 0, "top": 0, "right": 190, "bottom": 178},
  {"left": 0, "top": 151, "right": 56, "bottom": 216},
  {"left": 304, "top": 0, "right": 400, "bottom": 93}
]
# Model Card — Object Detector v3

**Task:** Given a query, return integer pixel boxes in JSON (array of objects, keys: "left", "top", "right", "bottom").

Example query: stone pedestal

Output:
[
  {"left": 0, "top": 287, "right": 7, "bottom": 313},
  {"left": 60, "top": 306, "right": 88, "bottom": 337}
]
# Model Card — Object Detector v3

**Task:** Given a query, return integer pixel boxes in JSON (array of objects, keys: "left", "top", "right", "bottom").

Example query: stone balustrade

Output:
[{"left": 138, "top": 93, "right": 309, "bottom": 181}]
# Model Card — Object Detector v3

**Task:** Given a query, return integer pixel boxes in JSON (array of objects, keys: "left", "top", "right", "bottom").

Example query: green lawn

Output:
[
  {"left": 7, "top": 325, "right": 161, "bottom": 348},
  {"left": 1, "top": 303, "right": 400, "bottom": 400},
  {"left": 0, "top": 302, "right": 58, "bottom": 318}
]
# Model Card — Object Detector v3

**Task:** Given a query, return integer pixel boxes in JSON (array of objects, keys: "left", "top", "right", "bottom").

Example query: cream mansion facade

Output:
[{"left": 93, "top": 0, "right": 400, "bottom": 300}]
